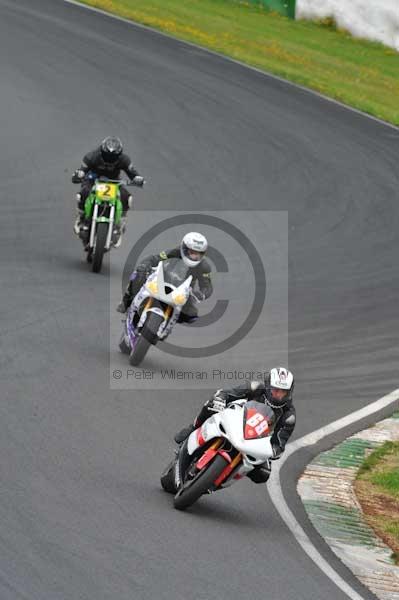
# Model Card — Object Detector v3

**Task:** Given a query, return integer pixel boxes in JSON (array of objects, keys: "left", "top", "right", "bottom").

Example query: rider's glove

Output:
[
  {"left": 210, "top": 398, "right": 226, "bottom": 412},
  {"left": 271, "top": 444, "right": 283, "bottom": 460},
  {"left": 136, "top": 265, "right": 153, "bottom": 281},
  {"left": 132, "top": 175, "right": 145, "bottom": 187},
  {"left": 208, "top": 391, "right": 226, "bottom": 413},
  {"left": 136, "top": 263, "right": 151, "bottom": 273},
  {"left": 72, "top": 169, "right": 85, "bottom": 183}
]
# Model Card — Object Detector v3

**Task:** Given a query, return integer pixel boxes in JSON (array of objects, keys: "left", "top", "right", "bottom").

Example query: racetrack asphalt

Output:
[{"left": 1, "top": 1, "right": 398, "bottom": 598}]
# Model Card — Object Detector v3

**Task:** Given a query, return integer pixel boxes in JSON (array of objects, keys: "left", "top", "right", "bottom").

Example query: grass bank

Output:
[
  {"left": 76, "top": 0, "right": 399, "bottom": 125},
  {"left": 355, "top": 441, "right": 399, "bottom": 564}
]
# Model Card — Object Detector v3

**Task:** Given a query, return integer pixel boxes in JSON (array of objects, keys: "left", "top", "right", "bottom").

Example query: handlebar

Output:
[
  {"left": 92, "top": 177, "right": 143, "bottom": 186},
  {"left": 72, "top": 174, "right": 144, "bottom": 187}
]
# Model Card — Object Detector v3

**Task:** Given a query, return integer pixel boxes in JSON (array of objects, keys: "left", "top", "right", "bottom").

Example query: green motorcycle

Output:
[{"left": 76, "top": 176, "right": 139, "bottom": 273}]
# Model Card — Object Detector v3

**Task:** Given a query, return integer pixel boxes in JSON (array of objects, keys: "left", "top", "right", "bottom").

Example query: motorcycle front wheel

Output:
[
  {"left": 129, "top": 312, "right": 164, "bottom": 366},
  {"left": 173, "top": 454, "right": 228, "bottom": 511},
  {"left": 92, "top": 222, "right": 108, "bottom": 273}
]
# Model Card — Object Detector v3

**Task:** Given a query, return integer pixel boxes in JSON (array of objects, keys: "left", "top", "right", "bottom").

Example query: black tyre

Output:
[
  {"left": 173, "top": 454, "right": 228, "bottom": 511},
  {"left": 129, "top": 335, "right": 150, "bottom": 366},
  {"left": 129, "top": 312, "right": 164, "bottom": 366},
  {"left": 92, "top": 222, "right": 108, "bottom": 273},
  {"left": 160, "top": 461, "right": 177, "bottom": 494}
]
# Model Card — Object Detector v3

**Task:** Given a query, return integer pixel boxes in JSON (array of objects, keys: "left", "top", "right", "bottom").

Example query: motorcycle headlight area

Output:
[
  {"left": 146, "top": 276, "right": 159, "bottom": 295},
  {"left": 171, "top": 290, "right": 187, "bottom": 306}
]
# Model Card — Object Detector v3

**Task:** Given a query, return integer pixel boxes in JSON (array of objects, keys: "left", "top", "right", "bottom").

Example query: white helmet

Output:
[
  {"left": 266, "top": 367, "right": 294, "bottom": 408},
  {"left": 180, "top": 232, "right": 208, "bottom": 267}
]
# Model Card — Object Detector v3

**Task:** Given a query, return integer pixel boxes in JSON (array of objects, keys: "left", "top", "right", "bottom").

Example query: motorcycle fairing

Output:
[
  {"left": 144, "top": 262, "right": 193, "bottom": 307},
  {"left": 187, "top": 401, "right": 275, "bottom": 472},
  {"left": 129, "top": 261, "right": 193, "bottom": 341},
  {"left": 84, "top": 179, "right": 122, "bottom": 224}
]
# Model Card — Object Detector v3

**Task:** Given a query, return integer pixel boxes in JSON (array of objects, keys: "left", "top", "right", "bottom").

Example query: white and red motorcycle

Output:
[{"left": 161, "top": 400, "right": 276, "bottom": 510}]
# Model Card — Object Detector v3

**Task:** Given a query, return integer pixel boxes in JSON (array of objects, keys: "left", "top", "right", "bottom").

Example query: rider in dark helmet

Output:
[
  {"left": 100, "top": 136, "right": 123, "bottom": 165},
  {"left": 72, "top": 136, "right": 144, "bottom": 243},
  {"left": 174, "top": 367, "right": 296, "bottom": 484}
]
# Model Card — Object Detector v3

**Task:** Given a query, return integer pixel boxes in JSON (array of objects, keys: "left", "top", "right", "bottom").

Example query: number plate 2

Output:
[{"left": 95, "top": 183, "right": 118, "bottom": 200}]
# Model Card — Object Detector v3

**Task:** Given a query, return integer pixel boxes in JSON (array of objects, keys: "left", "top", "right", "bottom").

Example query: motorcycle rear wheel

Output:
[{"left": 173, "top": 454, "right": 228, "bottom": 511}]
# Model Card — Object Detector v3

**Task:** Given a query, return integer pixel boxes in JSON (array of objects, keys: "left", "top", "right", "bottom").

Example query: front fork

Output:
[
  {"left": 194, "top": 438, "right": 243, "bottom": 488},
  {"left": 105, "top": 205, "right": 115, "bottom": 249},
  {"left": 126, "top": 297, "right": 154, "bottom": 346},
  {"left": 88, "top": 204, "right": 115, "bottom": 250},
  {"left": 89, "top": 203, "right": 98, "bottom": 248}
]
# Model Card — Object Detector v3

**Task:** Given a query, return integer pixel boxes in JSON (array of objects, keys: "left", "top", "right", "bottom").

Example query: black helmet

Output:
[
  {"left": 101, "top": 136, "right": 123, "bottom": 164},
  {"left": 264, "top": 367, "right": 294, "bottom": 409}
]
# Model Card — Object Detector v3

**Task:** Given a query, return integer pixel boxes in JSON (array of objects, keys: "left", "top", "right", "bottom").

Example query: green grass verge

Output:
[
  {"left": 357, "top": 441, "right": 397, "bottom": 476},
  {"left": 371, "top": 469, "right": 399, "bottom": 496},
  {"left": 356, "top": 441, "right": 399, "bottom": 564},
  {"left": 363, "top": 441, "right": 399, "bottom": 497},
  {"left": 77, "top": 0, "right": 399, "bottom": 125}
]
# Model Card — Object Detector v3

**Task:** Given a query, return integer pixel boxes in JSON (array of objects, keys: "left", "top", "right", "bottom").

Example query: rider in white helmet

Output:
[
  {"left": 180, "top": 232, "right": 208, "bottom": 267},
  {"left": 173, "top": 367, "right": 296, "bottom": 484},
  {"left": 117, "top": 232, "right": 212, "bottom": 322}
]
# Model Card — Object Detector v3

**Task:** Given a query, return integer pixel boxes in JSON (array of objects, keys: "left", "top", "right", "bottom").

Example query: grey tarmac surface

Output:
[{"left": 1, "top": 1, "right": 398, "bottom": 599}]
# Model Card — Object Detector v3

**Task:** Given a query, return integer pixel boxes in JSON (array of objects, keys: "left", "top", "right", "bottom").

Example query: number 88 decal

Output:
[{"left": 247, "top": 412, "right": 269, "bottom": 435}]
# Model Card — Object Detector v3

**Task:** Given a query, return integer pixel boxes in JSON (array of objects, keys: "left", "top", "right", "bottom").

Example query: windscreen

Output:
[{"left": 162, "top": 258, "right": 190, "bottom": 288}]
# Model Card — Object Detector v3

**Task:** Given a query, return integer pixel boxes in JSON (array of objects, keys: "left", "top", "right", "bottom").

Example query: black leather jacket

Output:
[
  {"left": 81, "top": 147, "right": 141, "bottom": 181},
  {"left": 206, "top": 379, "right": 296, "bottom": 451}
]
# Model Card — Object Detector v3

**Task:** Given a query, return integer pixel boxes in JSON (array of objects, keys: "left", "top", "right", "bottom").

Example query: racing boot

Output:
[
  {"left": 116, "top": 301, "right": 127, "bottom": 314},
  {"left": 112, "top": 214, "right": 127, "bottom": 248},
  {"left": 73, "top": 208, "right": 84, "bottom": 236},
  {"left": 246, "top": 461, "right": 271, "bottom": 484},
  {"left": 174, "top": 424, "right": 195, "bottom": 444},
  {"left": 79, "top": 219, "right": 90, "bottom": 245}
]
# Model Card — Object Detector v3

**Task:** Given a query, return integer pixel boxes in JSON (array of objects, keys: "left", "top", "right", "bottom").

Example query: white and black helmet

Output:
[
  {"left": 180, "top": 232, "right": 208, "bottom": 267},
  {"left": 265, "top": 367, "right": 294, "bottom": 408}
]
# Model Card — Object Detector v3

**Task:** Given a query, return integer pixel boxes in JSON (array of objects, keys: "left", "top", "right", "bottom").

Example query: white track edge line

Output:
[
  {"left": 61, "top": 0, "right": 399, "bottom": 132},
  {"left": 268, "top": 388, "right": 399, "bottom": 600}
]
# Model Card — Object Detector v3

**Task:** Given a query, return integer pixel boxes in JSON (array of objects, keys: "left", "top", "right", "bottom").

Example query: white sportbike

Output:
[
  {"left": 161, "top": 399, "right": 276, "bottom": 510},
  {"left": 119, "top": 258, "right": 193, "bottom": 366}
]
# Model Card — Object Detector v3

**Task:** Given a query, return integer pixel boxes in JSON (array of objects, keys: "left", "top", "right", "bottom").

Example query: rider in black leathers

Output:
[
  {"left": 117, "top": 233, "right": 212, "bottom": 323},
  {"left": 72, "top": 136, "right": 144, "bottom": 234},
  {"left": 174, "top": 367, "right": 296, "bottom": 483}
]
